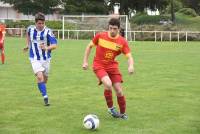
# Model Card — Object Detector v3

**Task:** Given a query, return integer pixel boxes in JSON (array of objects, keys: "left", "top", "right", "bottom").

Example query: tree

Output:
[
  {"left": 62, "top": 0, "right": 109, "bottom": 14},
  {"left": 171, "top": 0, "right": 176, "bottom": 23},
  {"left": 181, "top": 0, "right": 200, "bottom": 15},
  {"left": 107, "top": 0, "right": 169, "bottom": 15},
  {"left": 1, "top": 0, "right": 61, "bottom": 15}
]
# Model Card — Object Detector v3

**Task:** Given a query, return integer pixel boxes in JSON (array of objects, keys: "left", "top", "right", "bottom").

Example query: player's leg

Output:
[
  {"left": 36, "top": 71, "right": 45, "bottom": 95},
  {"left": 101, "top": 76, "right": 122, "bottom": 118},
  {"left": 101, "top": 75, "right": 113, "bottom": 108},
  {"left": 42, "top": 60, "right": 51, "bottom": 105},
  {"left": 36, "top": 72, "right": 50, "bottom": 106},
  {"left": 94, "top": 69, "right": 113, "bottom": 107},
  {"left": 109, "top": 69, "right": 128, "bottom": 119},
  {"left": 43, "top": 60, "right": 50, "bottom": 83},
  {"left": 44, "top": 75, "right": 48, "bottom": 83},
  {"left": 0, "top": 44, "right": 5, "bottom": 64},
  {"left": 31, "top": 60, "right": 49, "bottom": 106},
  {"left": 1, "top": 48, "right": 5, "bottom": 64},
  {"left": 113, "top": 83, "right": 128, "bottom": 119},
  {"left": 94, "top": 69, "right": 121, "bottom": 118},
  {"left": 41, "top": 74, "right": 49, "bottom": 106}
]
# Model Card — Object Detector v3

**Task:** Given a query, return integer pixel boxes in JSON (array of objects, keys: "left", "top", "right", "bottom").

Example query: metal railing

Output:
[{"left": 129, "top": 31, "right": 200, "bottom": 42}]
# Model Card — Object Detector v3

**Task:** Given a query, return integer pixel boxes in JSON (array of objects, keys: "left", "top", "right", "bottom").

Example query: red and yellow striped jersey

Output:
[{"left": 91, "top": 31, "right": 131, "bottom": 69}]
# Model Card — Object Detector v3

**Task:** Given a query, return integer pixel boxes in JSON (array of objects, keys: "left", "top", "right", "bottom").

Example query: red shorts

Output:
[{"left": 93, "top": 68, "right": 123, "bottom": 84}]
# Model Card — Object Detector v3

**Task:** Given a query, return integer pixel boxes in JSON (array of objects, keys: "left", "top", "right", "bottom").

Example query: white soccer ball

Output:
[{"left": 83, "top": 114, "right": 99, "bottom": 130}]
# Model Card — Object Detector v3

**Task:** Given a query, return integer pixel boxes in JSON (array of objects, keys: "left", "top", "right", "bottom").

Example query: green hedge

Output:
[
  {"left": 5, "top": 20, "right": 34, "bottom": 28},
  {"left": 4, "top": 20, "right": 76, "bottom": 30},
  {"left": 178, "top": 8, "right": 197, "bottom": 17},
  {"left": 130, "top": 14, "right": 170, "bottom": 25}
]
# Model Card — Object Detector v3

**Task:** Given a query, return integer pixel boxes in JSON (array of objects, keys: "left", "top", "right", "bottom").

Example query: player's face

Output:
[
  {"left": 35, "top": 20, "right": 45, "bottom": 31},
  {"left": 108, "top": 25, "right": 119, "bottom": 37}
]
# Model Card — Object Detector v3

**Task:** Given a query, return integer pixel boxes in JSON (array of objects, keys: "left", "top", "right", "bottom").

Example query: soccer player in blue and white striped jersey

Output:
[{"left": 24, "top": 12, "right": 57, "bottom": 106}]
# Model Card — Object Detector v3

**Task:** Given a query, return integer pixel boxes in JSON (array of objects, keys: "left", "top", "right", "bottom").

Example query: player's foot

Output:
[
  {"left": 120, "top": 113, "right": 128, "bottom": 120},
  {"left": 44, "top": 98, "right": 50, "bottom": 106},
  {"left": 108, "top": 107, "right": 121, "bottom": 118}
]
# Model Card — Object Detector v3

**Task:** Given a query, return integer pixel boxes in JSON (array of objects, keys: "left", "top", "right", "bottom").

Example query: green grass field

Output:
[{"left": 0, "top": 37, "right": 200, "bottom": 134}]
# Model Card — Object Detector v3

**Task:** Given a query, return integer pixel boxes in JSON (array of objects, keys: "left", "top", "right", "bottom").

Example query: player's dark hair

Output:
[
  {"left": 109, "top": 18, "right": 120, "bottom": 28},
  {"left": 35, "top": 12, "right": 45, "bottom": 22}
]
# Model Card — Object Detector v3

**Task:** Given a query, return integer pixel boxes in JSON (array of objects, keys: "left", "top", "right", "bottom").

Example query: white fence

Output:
[
  {"left": 5, "top": 28, "right": 200, "bottom": 42},
  {"left": 128, "top": 31, "right": 200, "bottom": 42}
]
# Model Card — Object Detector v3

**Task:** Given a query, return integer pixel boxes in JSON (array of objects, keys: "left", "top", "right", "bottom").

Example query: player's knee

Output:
[
  {"left": 116, "top": 90, "right": 123, "bottom": 97},
  {"left": 36, "top": 72, "right": 44, "bottom": 82},
  {"left": 114, "top": 87, "right": 123, "bottom": 96},
  {"left": 44, "top": 77, "right": 48, "bottom": 83},
  {"left": 104, "top": 81, "right": 112, "bottom": 89},
  {"left": 37, "top": 76, "right": 43, "bottom": 82},
  {"left": 101, "top": 76, "right": 112, "bottom": 89}
]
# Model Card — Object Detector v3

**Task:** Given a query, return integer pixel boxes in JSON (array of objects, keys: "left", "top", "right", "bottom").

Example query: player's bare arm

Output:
[
  {"left": 23, "top": 32, "right": 30, "bottom": 52},
  {"left": 0, "top": 39, "right": 3, "bottom": 44},
  {"left": 40, "top": 43, "right": 57, "bottom": 51},
  {"left": 2, "top": 31, "right": 6, "bottom": 40},
  {"left": 82, "top": 41, "right": 93, "bottom": 70},
  {"left": 0, "top": 31, "right": 5, "bottom": 44},
  {"left": 126, "top": 53, "right": 134, "bottom": 74}
]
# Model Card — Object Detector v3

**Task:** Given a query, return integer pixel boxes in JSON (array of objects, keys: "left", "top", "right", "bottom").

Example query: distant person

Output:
[
  {"left": 82, "top": 18, "right": 134, "bottom": 119},
  {"left": 23, "top": 12, "right": 57, "bottom": 106},
  {"left": 120, "top": 28, "right": 125, "bottom": 37},
  {"left": 0, "top": 24, "right": 6, "bottom": 64}
]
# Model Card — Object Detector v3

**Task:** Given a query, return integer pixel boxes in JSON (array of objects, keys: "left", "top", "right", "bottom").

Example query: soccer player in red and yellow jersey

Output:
[
  {"left": 0, "top": 24, "right": 6, "bottom": 64},
  {"left": 82, "top": 18, "right": 134, "bottom": 120}
]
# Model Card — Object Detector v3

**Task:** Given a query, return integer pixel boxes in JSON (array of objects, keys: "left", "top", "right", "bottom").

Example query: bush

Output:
[
  {"left": 45, "top": 21, "right": 62, "bottom": 29},
  {"left": 130, "top": 14, "right": 170, "bottom": 25},
  {"left": 4, "top": 20, "right": 76, "bottom": 30},
  {"left": 178, "top": 8, "right": 197, "bottom": 17},
  {"left": 5, "top": 20, "right": 34, "bottom": 28}
]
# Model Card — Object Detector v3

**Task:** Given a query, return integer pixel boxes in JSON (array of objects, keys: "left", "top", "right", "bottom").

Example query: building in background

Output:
[
  {"left": 113, "top": 3, "right": 120, "bottom": 15},
  {"left": 146, "top": 8, "right": 160, "bottom": 16}
]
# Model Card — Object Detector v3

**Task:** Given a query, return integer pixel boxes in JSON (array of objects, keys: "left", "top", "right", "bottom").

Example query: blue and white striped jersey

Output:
[{"left": 27, "top": 25, "right": 57, "bottom": 60}]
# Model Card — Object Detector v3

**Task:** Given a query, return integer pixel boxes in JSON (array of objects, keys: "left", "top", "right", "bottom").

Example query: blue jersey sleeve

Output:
[{"left": 47, "top": 29, "right": 57, "bottom": 45}]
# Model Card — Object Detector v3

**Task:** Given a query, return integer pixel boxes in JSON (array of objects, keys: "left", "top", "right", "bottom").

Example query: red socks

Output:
[
  {"left": 117, "top": 96, "right": 126, "bottom": 114},
  {"left": 104, "top": 90, "right": 113, "bottom": 108},
  {"left": 104, "top": 90, "right": 126, "bottom": 114}
]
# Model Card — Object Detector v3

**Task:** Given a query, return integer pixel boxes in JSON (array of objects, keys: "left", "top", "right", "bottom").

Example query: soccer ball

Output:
[{"left": 83, "top": 114, "right": 99, "bottom": 130}]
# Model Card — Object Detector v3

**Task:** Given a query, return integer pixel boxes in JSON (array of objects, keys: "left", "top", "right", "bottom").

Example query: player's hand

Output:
[
  {"left": 128, "top": 66, "right": 134, "bottom": 75},
  {"left": 40, "top": 43, "right": 47, "bottom": 51},
  {"left": 82, "top": 62, "right": 89, "bottom": 70},
  {"left": 23, "top": 46, "right": 29, "bottom": 52}
]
